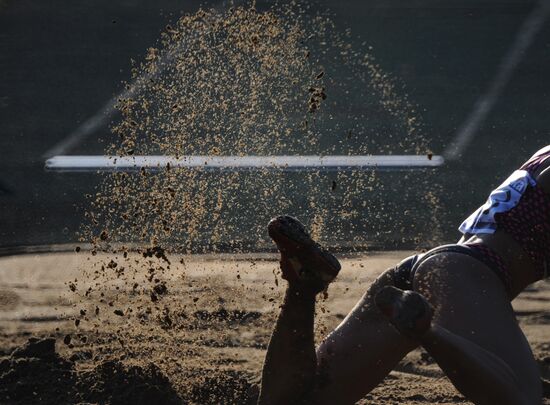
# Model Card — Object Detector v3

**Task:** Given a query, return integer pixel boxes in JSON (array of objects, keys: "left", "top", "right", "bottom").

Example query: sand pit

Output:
[{"left": 0, "top": 251, "right": 548, "bottom": 404}]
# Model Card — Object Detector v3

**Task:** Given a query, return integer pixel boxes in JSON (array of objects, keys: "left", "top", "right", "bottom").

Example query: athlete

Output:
[{"left": 258, "top": 146, "right": 549, "bottom": 405}]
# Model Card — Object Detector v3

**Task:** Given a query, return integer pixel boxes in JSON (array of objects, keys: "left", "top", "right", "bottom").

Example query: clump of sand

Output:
[{"left": 0, "top": 338, "right": 182, "bottom": 404}]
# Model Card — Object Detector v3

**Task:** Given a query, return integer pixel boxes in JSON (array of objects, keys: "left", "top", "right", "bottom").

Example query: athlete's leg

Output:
[
  {"left": 258, "top": 216, "right": 340, "bottom": 404},
  {"left": 422, "top": 325, "right": 537, "bottom": 405},
  {"left": 310, "top": 268, "right": 418, "bottom": 404},
  {"left": 259, "top": 265, "right": 420, "bottom": 405},
  {"left": 257, "top": 283, "right": 318, "bottom": 405},
  {"left": 258, "top": 216, "right": 418, "bottom": 404},
  {"left": 379, "top": 253, "right": 541, "bottom": 405}
]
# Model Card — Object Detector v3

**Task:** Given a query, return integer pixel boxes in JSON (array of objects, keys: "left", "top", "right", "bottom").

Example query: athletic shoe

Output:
[{"left": 267, "top": 215, "right": 341, "bottom": 289}]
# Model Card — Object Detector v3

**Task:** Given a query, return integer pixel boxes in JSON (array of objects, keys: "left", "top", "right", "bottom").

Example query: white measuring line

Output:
[
  {"left": 444, "top": 0, "right": 550, "bottom": 161},
  {"left": 45, "top": 155, "right": 444, "bottom": 172}
]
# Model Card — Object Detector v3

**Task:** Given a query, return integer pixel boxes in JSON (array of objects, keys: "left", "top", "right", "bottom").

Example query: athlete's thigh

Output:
[
  {"left": 413, "top": 253, "right": 541, "bottom": 400},
  {"left": 312, "top": 268, "right": 417, "bottom": 404}
]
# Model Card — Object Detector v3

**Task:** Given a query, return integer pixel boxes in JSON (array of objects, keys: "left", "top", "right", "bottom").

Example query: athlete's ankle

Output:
[{"left": 287, "top": 281, "right": 324, "bottom": 298}]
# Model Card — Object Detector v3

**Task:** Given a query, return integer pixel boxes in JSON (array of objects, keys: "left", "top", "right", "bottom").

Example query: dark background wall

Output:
[{"left": 1, "top": 0, "right": 549, "bottom": 251}]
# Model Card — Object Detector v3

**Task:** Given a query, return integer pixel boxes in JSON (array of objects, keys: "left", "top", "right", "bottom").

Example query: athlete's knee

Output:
[
  {"left": 358, "top": 256, "right": 417, "bottom": 310},
  {"left": 362, "top": 267, "right": 397, "bottom": 304},
  {"left": 392, "top": 254, "right": 424, "bottom": 290}
]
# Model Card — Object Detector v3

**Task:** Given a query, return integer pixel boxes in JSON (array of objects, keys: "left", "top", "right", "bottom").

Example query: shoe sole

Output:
[{"left": 268, "top": 216, "right": 341, "bottom": 282}]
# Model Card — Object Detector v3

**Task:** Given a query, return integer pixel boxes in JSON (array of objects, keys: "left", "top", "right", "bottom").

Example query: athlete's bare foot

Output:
[
  {"left": 375, "top": 286, "right": 433, "bottom": 340},
  {"left": 268, "top": 215, "right": 341, "bottom": 293}
]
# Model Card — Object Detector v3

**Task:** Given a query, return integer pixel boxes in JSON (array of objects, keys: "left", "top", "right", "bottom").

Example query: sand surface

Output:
[{"left": 0, "top": 251, "right": 548, "bottom": 404}]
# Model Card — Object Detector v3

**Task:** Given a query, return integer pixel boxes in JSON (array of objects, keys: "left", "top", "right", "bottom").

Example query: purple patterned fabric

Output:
[
  {"left": 495, "top": 147, "right": 550, "bottom": 280},
  {"left": 520, "top": 145, "right": 550, "bottom": 174}
]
